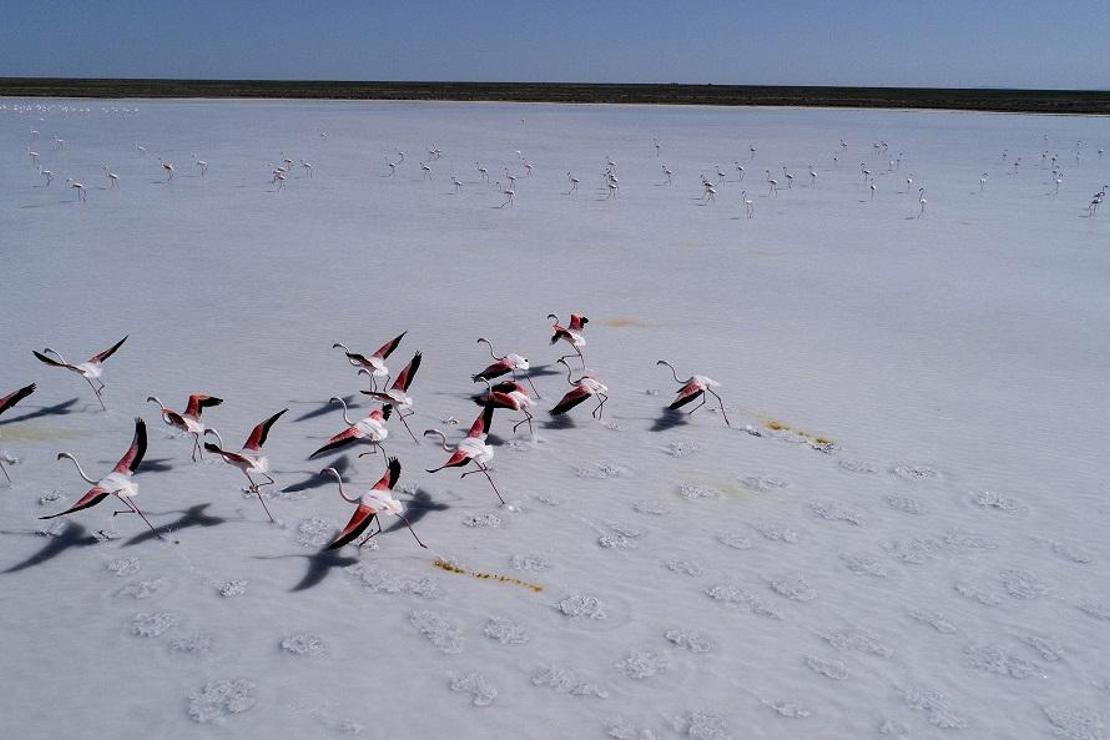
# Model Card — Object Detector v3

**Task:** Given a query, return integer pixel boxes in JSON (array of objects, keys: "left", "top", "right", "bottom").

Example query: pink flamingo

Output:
[
  {"left": 204, "top": 409, "right": 289, "bottom": 522},
  {"left": 656, "top": 360, "right": 730, "bottom": 426},
  {"left": 550, "top": 358, "right": 609, "bottom": 420},
  {"left": 33, "top": 336, "right": 128, "bottom": 411},
  {"left": 424, "top": 407, "right": 503, "bottom": 504},
  {"left": 359, "top": 351, "right": 421, "bottom": 443},
  {"left": 147, "top": 394, "right": 223, "bottom": 461},
  {"left": 321, "top": 458, "right": 426, "bottom": 551}
]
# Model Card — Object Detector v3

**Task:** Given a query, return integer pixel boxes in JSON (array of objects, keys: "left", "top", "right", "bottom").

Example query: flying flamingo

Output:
[
  {"left": 424, "top": 406, "right": 503, "bottom": 504},
  {"left": 359, "top": 351, "right": 422, "bottom": 442},
  {"left": 472, "top": 337, "right": 541, "bottom": 397},
  {"left": 656, "top": 360, "right": 731, "bottom": 426},
  {"left": 550, "top": 358, "right": 609, "bottom": 420},
  {"left": 332, "top": 332, "right": 405, "bottom": 390},
  {"left": 41, "top": 417, "right": 159, "bottom": 535},
  {"left": 309, "top": 399, "right": 391, "bottom": 459},
  {"left": 548, "top": 312, "right": 588, "bottom": 367},
  {"left": 321, "top": 457, "right": 426, "bottom": 550},
  {"left": 477, "top": 379, "right": 535, "bottom": 436},
  {"left": 0, "top": 383, "right": 36, "bottom": 483},
  {"left": 147, "top": 394, "right": 223, "bottom": 461},
  {"left": 204, "top": 409, "right": 289, "bottom": 522},
  {"left": 33, "top": 335, "right": 128, "bottom": 411}
]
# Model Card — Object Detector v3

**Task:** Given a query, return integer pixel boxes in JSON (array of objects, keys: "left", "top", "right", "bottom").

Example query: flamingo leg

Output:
[
  {"left": 118, "top": 495, "right": 161, "bottom": 537},
  {"left": 259, "top": 472, "right": 276, "bottom": 488},
  {"left": 707, "top": 389, "right": 732, "bottom": 427},
  {"left": 512, "top": 411, "right": 535, "bottom": 437},
  {"left": 687, "top": 395, "right": 707, "bottom": 416},
  {"left": 515, "top": 370, "right": 542, "bottom": 399},
  {"left": 256, "top": 491, "right": 276, "bottom": 523},
  {"left": 593, "top": 394, "right": 609, "bottom": 420},
  {"left": 461, "top": 463, "right": 505, "bottom": 504},
  {"left": 191, "top": 433, "right": 201, "bottom": 462},
  {"left": 397, "top": 411, "right": 419, "bottom": 444},
  {"left": 398, "top": 513, "right": 428, "bottom": 548},
  {"left": 355, "top": 516, "right": 383, "bottom": 549},
  {"left": 0, "top": 461, "right": 11, "bottom": 484},
  {"left": 85, "top": 377, "right": 107, "bottom": 411}
]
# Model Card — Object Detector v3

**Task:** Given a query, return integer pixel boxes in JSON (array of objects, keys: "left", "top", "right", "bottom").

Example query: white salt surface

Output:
[{"left": 1, "top": 98, "right": 1109, "bottom": 738}]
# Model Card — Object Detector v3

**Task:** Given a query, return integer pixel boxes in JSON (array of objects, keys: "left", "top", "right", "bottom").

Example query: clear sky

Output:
[{"left": 2, "top": 1, "right": 1106, "bottom": 89}]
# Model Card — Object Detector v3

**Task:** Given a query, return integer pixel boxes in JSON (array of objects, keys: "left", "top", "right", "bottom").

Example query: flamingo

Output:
[
  {"left": 918, "top": 187, "right": 927, "bottom": 217},
  {"left": 477, "top": 379, "right": 535, "bottom": 436},
  {"left": 359, "top": 351, "right": 422, "bottom": 442},
  {"left": 41, "top": 418, "right": 159, "bottom": 535},
  {"left": 782, "top": 166, "right": 794, "bottom": 189},
  {"left": 309, "top": 399, "right": 391, "bottom": 460},
  {"left": 476, "top": 162, "right": 489, "bottom": 182},
  {"left": 565, "top": 171, "right": 580, "bottom": 195},
  {"left": 424, "top": 406, "right": 503, "bottom": 504},
  {"left": 385, "top": 159, "right": 397, "bottom": 177},
  {"left": 548, "top": 312, "right": 588, "bottom": 367},
  {"left": 204, "top": 409, "right": 288, "bottom": 522},
  {"left": 66, "top": 178, "right": 87, "bottom": 202},
  {"left": 321, "top": 458, "right": 427, "bottom": 550},
  {"left": 979, "top": 172, "right": 988, "bottom": 192},
  {"left": 741, "top": 190, "right": 754, "bottom": 219},
  {"left": 300, "top": 159, "right": 313, "bottom": 177},
  {"left": 421, "top": 161, "right": 432, "bottom": 180},
  {"left": 28, "top": 149, "right": 40, "bottom": 169},
  {"left": 497, "top": 181, "right": 515, "bottom": 207},
  {"left": 104, "top": 165, "right": 120, "bottom": 188},
  {"left": 735, "top": 162, "right": 745, "bottom": 182},
  {"left": 451, "top": 175, "right": 463, "bottom": 192},
  {"left": 332, "top": 332, "right": 405, "bottom": 390},
  {"left": 147, "top": 394, "right": 223, "bottom": 461},
  {"left": 41, "top": 169, "right": 53, "bottom": 186},
  {"left": 662, "top": 164, "right": 673, "bottom": 185},
  {"left": 195, "top": 158, "right": 209, "bottom": 176},
  {"left": 158, "top": 157, "right": 174, "bottom": 181},
  {"left": 656, "top": 360, "right": 730, "bottom": 426},
  {"left": 550, "top": 358, "right": 609, "bottom": 420},
  {"left": 0, "top": 383, "right": 36, "bottom": 483},
  {"left": 33, "top": 335, "right": 128, "bottom": 411},
  {"left": 472, "top": 337, "right": 541, "bottom": 397},
  {"left": 809, "top": 166, "right": 817, "bottom": 186}
]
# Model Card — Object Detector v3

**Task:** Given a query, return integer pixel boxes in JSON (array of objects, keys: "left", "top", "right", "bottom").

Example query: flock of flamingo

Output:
[
  {"left": 1, "top": 315, "right": 729, "bottom": 553},
  {"left": 15, "top": 114, "right": 1107, "bottom": 219}
]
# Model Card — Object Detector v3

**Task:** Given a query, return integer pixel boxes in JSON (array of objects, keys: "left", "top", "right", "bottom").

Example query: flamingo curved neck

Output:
[
  {"left": 657, "top": 360, "right": 682, "bottom": 383},
  {"left": 59, "top": 453, "right": 97, "bottom": 484},
  {"left": 330, "top": 396, "right": 353, "bottom": 426},
  {"left": 205, "top": 428, "right": 226, "bottom": 448},
  {"left": 423, "top": 429, "right": 451, "bottom": 451}
]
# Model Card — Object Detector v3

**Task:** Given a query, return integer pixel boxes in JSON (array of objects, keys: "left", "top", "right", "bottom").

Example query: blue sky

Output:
[{"left": 1, "top": 1, "right": 1106, "bottom": 89}]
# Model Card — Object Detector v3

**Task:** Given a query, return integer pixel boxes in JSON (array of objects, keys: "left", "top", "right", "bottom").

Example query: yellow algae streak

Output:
[
  {"left": 0, "top": 426, "right": 85, "bottom": 442},
  {"left": 603, "top": 317, "right": 649, "bottom": 328},
  {"left": 433, "top": 558, "right": 543, "bottom": 593},
  {"left": 759, "top": 417, "right": 835, "bottom": 449}
]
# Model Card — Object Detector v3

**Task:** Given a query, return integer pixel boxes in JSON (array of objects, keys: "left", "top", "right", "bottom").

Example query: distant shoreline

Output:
[{"left": 2, "top": 78, "right": 1108, "bottom": 114}]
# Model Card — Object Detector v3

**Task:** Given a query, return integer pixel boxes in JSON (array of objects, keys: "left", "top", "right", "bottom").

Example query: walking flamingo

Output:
[
  {"left": 472, "top": 337, "right": 541, "bottom": 398},
  {"left": 33, "top": 335, "right": 128, "bottom": 411},
  {"left": 41, "top": 169, "right": 53, "bottom": 186},
  {"left": 158, "top": 157, "right": 174, "bottom": 181},
  {"left": 918, "top": 187, "right": 927, "bottom": 217},
  {"left": 147, "top": 394, "right": 223, "bottom": 461},
  {"left": 656, "top": 360, "right": 731, "bottom": 426},
  {"left": 496, "top": 181, "right": 515, "bottom": 207},
  {"left": 66, "top": 178, "right": 87, "bottom": 202},
  {"left": 309, "top": 400, "right": 390, "bottom": 459},
  {"left": 425, "top": 406, "right": 503, "bottom": 504},
  {"left": 360, "top": 351, "right": 422, "bottom": 442},
  {"left": 41, "top": 418, "right": 159, "bottom": 536},
  {"left": 321, "top": 458, "right": 426, "bottom": 550},
  {"left": 104, "top": 165, "right": 120, "bottom": 188},
  {"left": 565, "top": 171, "right": 580, "bottom": 195},
  {"left": 0, "top": 383, "right": 36, "bottom": 483},
  {"left": 662, "top": 164, "right": 673, "bottom": 185},
  {"left": 204, "top": 409, "right": 289, "bottom": 522},
  {"left": 550, "top": 358, "right": 609, "bottom": 420},
  {"left": 548, "top": 313, "right": 588, "bottom": 367},
  {"left": 476, "top": 162, "right": 489, "bottom": 182},
  {"left": 332, "top": 332, "right": 406, "bottom": 390},
  {"left": 741, "top": 190, "right": 754, "bottom": 218}
]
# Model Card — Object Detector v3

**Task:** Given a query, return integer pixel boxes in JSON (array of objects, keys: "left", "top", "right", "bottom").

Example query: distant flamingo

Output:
[
  {"left": 33, "top": 335, "right": 128, "bottom": 411},
  {"left": 310, "top": 398, "right": 391, "bottom": 459},
  {"left": 657, "top": 360, "right": 731, "bottom": 426},
  {"left": 0, "top": 383, "right": 36, "bottom": 483},
  {"left": 565, "top": 171, "right": 580, "bottom": 195},
  {"left": 195, "top": 158, "right": 209, "bottom": 176},
  {"left": 321, "top": 458, "right": 426, "bottom": 550},
  {"left": 425, "top": 406, "right": 502, "bottom": 504},
  {"left": 472, "top": 337, "right": 541, "bottom": 397},
  {"left": 548, "top": 312, "right": 588, "bottom": 367},
  {"left": 104, "top": 165, "right": 120, "bottom": 188},
  {"left": 204, "top": 409, "right": 289, "bottom": 522},
  {"left": 147, "top": 394, "right": 223, "bottom": 461},
  {"left": 662, "top": 164, "right": 673, "bottom": 185},
  {"left": 918, "top": 187, "right": 927, "bottom": 217},
  {"left": 360, "top": 351, "right": 422, "bottom": 442},
  {"left": 41, "top": 169, "right": 53, "bottom": 186},
  {"left": 741, "top": 190, "right": 754, "bottom": 218},
  {"left": 550, "top": 358, "right": 609, "bottom": 420},
  {"left": 333, "top": 332, "right": 406, "bottom": 390},
  {"left": 158, "top": 157, "right": 174, "bottom": 181},
  {"left": 66, "top": 178, "right": 87, "bottom": 202},
  {"left": 41, "top": 417, "right": 158, "bottom": 535}
]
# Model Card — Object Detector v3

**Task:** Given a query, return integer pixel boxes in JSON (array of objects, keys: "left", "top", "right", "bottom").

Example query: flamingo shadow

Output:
[
  {"left": 283, "top": 455, "right": 351, "bottom": 493},
  {"left": 291, "top": 396, "right": 361, "bottom": 423},
  {"left": 383, "top": 488, "right": 448, "bottom": 533},
  {"left": 0, "top": 398, "right": 80, "bottom": 425},
  {"left": 525, "top": 364, "right": 565, "bottom": 379},
  {"left": 123, "top": 503, "right": 226, "bottom": 547},
  {"left": 541, "top": 414, "right": 577, "bottom": 431},
  {"left": 257, "top": 550, "right": 359, "bottom": 592},
  {"left": 649, "top": 408, "right": 691, "bottom": 432},
  {"left": 2, "top": 523, "right": 100, "bottom": 573}
]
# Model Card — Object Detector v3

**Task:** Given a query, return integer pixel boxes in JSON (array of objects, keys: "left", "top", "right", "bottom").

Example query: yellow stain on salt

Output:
[
  {"left": 759, "top": 417, "right": 834, "bottom": 448},
  {"left": 433, "top": 558, "right": 543, "bottom": 593},
  {"left": 603, "top": 317, "right": 650, "bottom": 328},
  {"left": 0, "top": 426, "right": 85, "bottom": 442}
]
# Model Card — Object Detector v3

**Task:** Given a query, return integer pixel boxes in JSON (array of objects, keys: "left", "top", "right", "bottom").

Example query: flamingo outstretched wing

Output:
[
  {"left": 113, "top": 418, "right": 147, "bottom": 474},
  {"left": 669, "top": 381, "right": 705, "bottom": 410},
  {"left": 373, "top": 331, "right": 406, "bottom": 360},
  {"left": 32, "top": 351, "right": 73, "bottom": 369},
  {"left": 551, "top": 386, "right": 591, "bottom": 415},
  {"left": 185, "top": 394, "right": 223, "bottom": 417},
  {"left": 392, "top": 352, "right": 422, "bottom": 392},
  {"left": 89, "top": 335, "right": 128, "bottom": 364},
  {"left": 203, "top": 443, "right": 253, "bottom": 466},
  {"left": 473, "top": 359, "right": 511, "bottom": 382},
  {"left": 0, "top": 383, "right": 36, "bottom": 416},
  {"left": 568, "top": 314, "right": 588, "bottom": 331},
  {"left": 243, "top": 408, "right": 288, "bottom": 451},
  {"left": 326, "top": 503, "right": 377, "bottom": 550},
  {"left": 373, "top": 457, "right": 402, "bottom": 490},
  {"left": 39, "top": 486, "right": 109, "bottom": 519},
  {"left": 468, "top": 405, "right": 494, "bottom": 437},
  {"left": 308, "top": 426, "right": 362, "bottom": 459}
]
